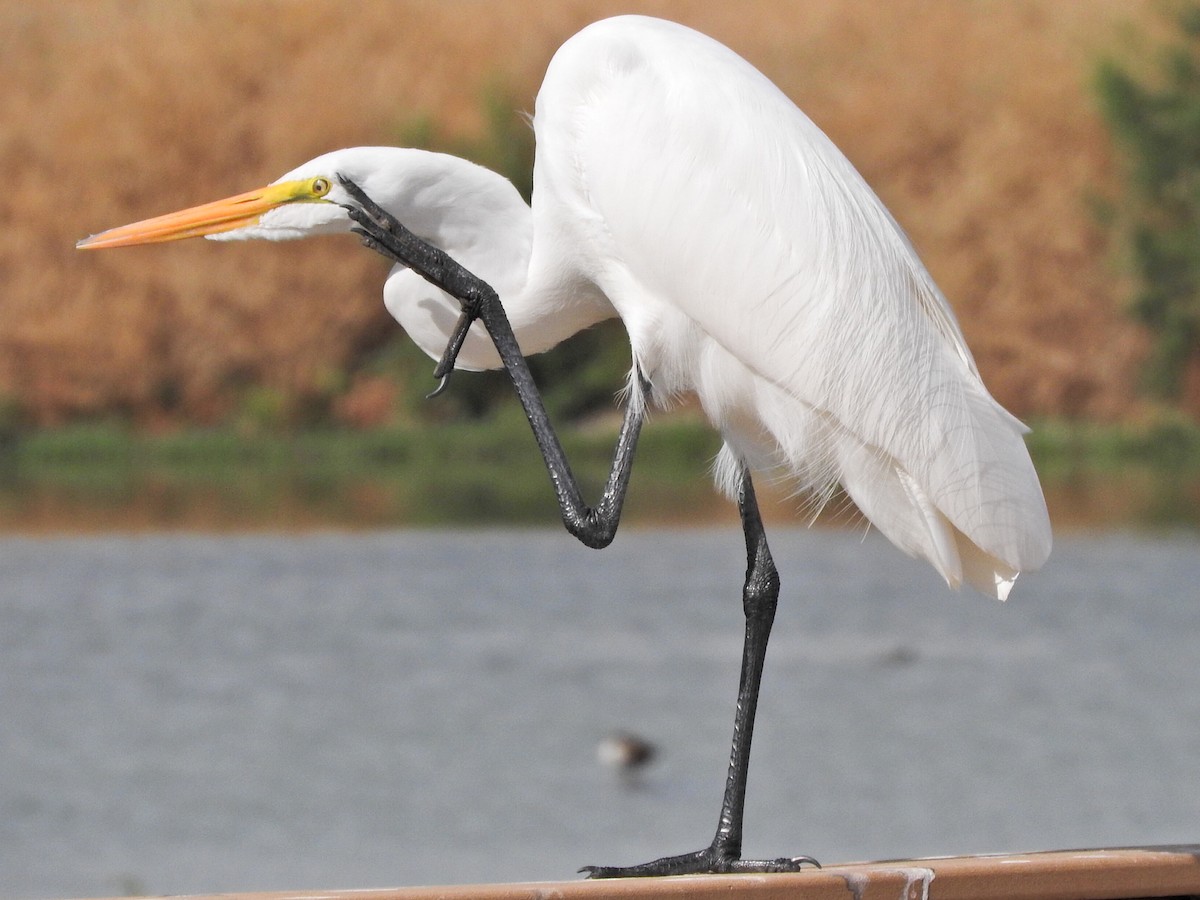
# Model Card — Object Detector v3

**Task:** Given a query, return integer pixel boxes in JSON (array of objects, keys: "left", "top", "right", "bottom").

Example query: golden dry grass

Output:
[{"left": 0, "top": 0, "right": 1168, "bottom": 425}]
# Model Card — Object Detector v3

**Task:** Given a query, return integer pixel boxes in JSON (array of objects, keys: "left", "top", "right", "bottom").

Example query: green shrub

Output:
[{"left": 1097, "top": 3, "right": 1200, "bottom": 399}]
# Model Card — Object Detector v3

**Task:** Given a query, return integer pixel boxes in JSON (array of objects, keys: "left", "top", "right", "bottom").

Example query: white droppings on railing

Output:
[{"left": 842, "top": 866, "right": 935, "bottom": 900}]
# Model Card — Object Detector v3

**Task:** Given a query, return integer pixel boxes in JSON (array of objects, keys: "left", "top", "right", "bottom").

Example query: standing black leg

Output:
[
  {"left": 337, "top": 180, "right": 815, "bottom": 878},
  {"left": 580, "top": 469, "right": 818, "bottom": 877}
]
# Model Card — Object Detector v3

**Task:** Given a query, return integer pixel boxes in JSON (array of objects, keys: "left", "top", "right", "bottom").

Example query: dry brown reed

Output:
[{"left": 0, "top": 0, "right": 1167, "bottom": 425}]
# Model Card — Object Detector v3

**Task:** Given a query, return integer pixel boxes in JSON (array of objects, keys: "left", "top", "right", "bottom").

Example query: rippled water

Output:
[{"left": 2, "top": 527, "right": 1199, "bottom": 897}]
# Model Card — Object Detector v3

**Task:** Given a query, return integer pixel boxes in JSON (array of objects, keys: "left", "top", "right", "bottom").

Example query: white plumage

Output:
[
  {"left": 78, "top": 15, "right": 1051, "bottom": 599},
  {"left": 530, "top": 17, "right": 1050, "bottom": 598}
]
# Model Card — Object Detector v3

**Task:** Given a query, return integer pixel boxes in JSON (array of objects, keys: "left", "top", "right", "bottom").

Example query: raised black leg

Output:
[
  {"left": 338, "top": 179, "right": 815, "bottom": 879},
  {"left": 338, "top": 175, "right": 641, "bottom": 549},
  {"left": 580, "top": 468, "right": 818, "bottom": 877}
]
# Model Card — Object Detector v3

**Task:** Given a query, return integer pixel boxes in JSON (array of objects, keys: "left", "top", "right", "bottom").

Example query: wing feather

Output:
[{"left": 537, "top": 17, "right": 1051, "bottom": 589}]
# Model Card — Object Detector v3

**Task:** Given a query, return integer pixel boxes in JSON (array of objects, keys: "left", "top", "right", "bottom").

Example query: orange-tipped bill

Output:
[{"left": 76, "top": 179, "right": 319, "bottom": 250}]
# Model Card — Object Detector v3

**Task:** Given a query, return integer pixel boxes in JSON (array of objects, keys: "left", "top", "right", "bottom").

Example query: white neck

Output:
[{"left": 337, "top": 148, "right": 611, "bottom": 371}]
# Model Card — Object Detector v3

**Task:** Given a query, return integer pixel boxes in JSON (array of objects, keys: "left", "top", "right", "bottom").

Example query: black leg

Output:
[
  {"left": 339, "top": 179, "right": 815, "bottom": 879},
  {"left": 339, "top": 175, "right": 641, "bottom": 549},
  {"left": 580, "top": 469, "right": 818, "bottom": 877}
]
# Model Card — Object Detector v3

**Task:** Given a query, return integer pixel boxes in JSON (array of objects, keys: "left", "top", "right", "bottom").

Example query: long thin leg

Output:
[
  {"left": 339, "top": 176, "right": 641, "bottom": 549},
  {"left": 339, "top": 181, "right": 815, "bottom": 878},
  {"left": 581, "top": 468, "right": 817, "bottom": 877}
]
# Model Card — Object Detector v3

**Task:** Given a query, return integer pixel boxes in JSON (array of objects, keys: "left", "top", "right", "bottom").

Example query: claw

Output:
[
  {"left": 426, "top": 307, "right": 478, "bottom": 399},
  {"left": 426, "top": 371, "right": 452, "bottom": 400},
  {"left": 349, "top": 226, "right": 390, "bottom": 261},
  {"left": 340, "top": 173, "right": 478, "bottom": 389},
  {"left": 344, "top": 172, "right": 404, "bottom": 263},
  {"left": 580, "top": 850, "right": 820, "bottom": 879},
  {"left": 338, "top": 174, "right": 384, "bottom": 223}
]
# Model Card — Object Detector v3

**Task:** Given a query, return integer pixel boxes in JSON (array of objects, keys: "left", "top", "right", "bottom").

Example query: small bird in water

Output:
[{"left": 598, "top": 731, "right": 657, "bottom": 785}]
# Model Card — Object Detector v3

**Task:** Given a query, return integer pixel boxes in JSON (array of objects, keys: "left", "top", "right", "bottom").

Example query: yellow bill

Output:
[{"left": 76, "top": 177, "right": 332, "bottom": 250}]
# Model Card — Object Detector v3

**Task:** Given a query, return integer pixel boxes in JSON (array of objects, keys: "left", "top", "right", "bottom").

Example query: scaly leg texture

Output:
[
  {"left": 339, "top": 175, "right": 642, "bottom": 549},
  {"left": 338, "top": 179, "right": 815, "bottom": 878},
  {"left": 581, "top": 469, "right": 818, "bottom": 878}
]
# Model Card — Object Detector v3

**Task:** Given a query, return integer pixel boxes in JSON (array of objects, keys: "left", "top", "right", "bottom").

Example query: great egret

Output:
[{"left": 77, "top": 15, "right": 1051, "bottom": 878}]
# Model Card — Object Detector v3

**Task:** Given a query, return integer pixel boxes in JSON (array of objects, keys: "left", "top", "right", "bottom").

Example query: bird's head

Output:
[
  {"left": 75, "top": 146, "right": 547, "bottom": 369},
  {"left": 75, "top": 148, "right": 406, "bottom": 249}
]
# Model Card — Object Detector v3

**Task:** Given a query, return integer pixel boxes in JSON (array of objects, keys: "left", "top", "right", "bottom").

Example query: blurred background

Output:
[
  {"left": 2, "top": 1, "right": 1199, "bottom": 898},
  {"left": 2, "top": 0, "right": 1200, "bottom": 526}
]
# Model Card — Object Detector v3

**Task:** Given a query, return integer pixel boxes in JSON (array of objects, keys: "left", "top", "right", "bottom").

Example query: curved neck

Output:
[{"left": 364, "top": 149, "right": 611, "bottom": 370}]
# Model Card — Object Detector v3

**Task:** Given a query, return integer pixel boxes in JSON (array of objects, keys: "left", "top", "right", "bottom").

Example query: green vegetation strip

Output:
[
  {"left": 2, "top": 416, "right": 1198, "bottom": 530},
  {"left": 12, "top": 415, "right": 1200, "bottom": 475},
  {"left": 1025, "top": 417, "right": 1200, "bottom": 474},
  {"left": 0, "top": 413, "right": 723, "bottom": 528}
]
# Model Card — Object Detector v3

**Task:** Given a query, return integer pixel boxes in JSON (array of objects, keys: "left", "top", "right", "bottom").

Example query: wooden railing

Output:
[{"left": 74, "top": 846, "right": 1200, "bottom": 900}]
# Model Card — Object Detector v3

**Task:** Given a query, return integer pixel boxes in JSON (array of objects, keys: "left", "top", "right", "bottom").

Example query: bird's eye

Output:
[{"left": 310, "top": 177, "right": 331, "bottom": 197}]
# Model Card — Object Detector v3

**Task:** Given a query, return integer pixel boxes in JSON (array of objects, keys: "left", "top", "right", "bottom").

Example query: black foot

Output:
[
  {"left": 580, "top": 847, "right": 819, "bottom": 878},
  {"left": 336, "top": 175, "right": 481, "bottom": 397}
]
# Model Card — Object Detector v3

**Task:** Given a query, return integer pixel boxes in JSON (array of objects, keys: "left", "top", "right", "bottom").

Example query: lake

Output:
[{"left": 2, "top": 526, "right": 1198, "bottom": 897}]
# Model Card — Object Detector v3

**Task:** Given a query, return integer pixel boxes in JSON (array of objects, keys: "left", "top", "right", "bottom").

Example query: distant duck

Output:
[{"left": 598, "top": 731, "right": 656, "bottom": 781}]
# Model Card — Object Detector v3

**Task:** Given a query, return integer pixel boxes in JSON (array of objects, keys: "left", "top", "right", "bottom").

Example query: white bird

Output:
[{"left": 77, "top": 15, "right": 1051, "bottom": 878}]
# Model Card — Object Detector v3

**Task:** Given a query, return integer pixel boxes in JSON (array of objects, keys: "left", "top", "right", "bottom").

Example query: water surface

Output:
[{"left": 2, "top": 527, "right": 1198, "bottom": 897}]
